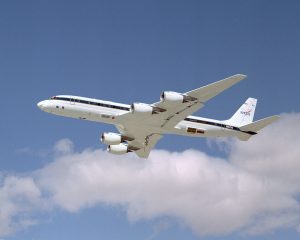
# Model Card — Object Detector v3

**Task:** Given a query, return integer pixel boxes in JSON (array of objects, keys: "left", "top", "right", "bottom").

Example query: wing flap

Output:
[{"left": 131, "top": 134, "right": 163, "bottom": 158}]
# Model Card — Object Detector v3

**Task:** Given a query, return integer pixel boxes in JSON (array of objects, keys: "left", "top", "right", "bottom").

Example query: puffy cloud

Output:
[
  {"left": 1, "top": 113, "right": 300, "bottom": 237},
  {"left": 35, "top": 113, "right": 300, "bottom": 235},
  {"left": 0, "top": 176, "right": 43, "bottom": 236},
  {"left": 53, "top": 138, "right": 74, "bottom": 155}
]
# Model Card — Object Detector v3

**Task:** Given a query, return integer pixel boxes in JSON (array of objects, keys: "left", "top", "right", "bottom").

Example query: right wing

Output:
[
  {"left": 131, "top": 133, "right": 163, "bottom": 158},
  {"left": 115, "top": 124, "right": 162, "bottom": 158}
]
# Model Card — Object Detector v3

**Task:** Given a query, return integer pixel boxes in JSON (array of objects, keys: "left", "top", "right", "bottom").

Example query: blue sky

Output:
[{"left": 0, "top": 1, "right": 300, "bottom": 239}]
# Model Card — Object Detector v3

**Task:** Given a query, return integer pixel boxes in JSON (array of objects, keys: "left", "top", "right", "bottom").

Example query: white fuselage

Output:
[{"left": 37, "top": 95, "right": 244, "bottom": 139}]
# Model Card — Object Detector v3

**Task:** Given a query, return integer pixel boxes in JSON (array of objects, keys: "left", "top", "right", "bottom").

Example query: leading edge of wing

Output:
[{"left": 185, "top": 74, "right": 247, "bottom": 102}]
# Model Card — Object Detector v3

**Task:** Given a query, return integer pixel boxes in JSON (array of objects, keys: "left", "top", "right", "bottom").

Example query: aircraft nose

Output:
[{"left": 37, "top": 101, "right": 44, "bottom": 110}]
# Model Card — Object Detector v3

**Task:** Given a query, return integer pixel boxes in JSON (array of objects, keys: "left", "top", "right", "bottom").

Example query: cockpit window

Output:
[{"left": 50, "top": 96, "right": 57, "bottom": 100}]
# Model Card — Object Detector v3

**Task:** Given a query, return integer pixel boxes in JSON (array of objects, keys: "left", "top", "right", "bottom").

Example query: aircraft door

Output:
[{"left": 70, "top": 98, "right": 75, "bottom": 105}]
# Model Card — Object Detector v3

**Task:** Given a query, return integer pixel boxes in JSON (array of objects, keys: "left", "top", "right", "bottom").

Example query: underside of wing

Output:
[
  {"left": 110, "top": 74, "right": 246, "bottom": 157},
  {"left": 115, "top": 125, "right": 163, "bottom": 158},
  {"left": 132, "top": 134, "right": 163, "bottom": 158}
]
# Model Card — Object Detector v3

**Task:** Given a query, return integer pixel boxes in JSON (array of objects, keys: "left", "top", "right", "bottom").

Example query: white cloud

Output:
[
  {"left": 0, "top": 176, "right": 43, "bottom": 236},
  {"left": 1, "top": 113, "right": 300, "bottom": 237},
  {"left": 53, "top": 138, "right": 74, "bottom": 155}
]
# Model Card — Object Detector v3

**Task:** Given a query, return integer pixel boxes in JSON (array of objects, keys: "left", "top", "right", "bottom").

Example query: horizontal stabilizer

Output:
[{"left": 240, "top": 115, "right": 280, "bottom": 132}]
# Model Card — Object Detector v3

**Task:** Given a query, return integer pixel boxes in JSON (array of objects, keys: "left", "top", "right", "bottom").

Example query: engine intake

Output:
[{"left": 160, "top": 91, "right": 197, "bottom": 103}]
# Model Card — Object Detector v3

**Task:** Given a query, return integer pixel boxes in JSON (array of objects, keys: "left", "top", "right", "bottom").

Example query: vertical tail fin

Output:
[{"left": 226, "top": 98, "right": 257, "bottom": 127}]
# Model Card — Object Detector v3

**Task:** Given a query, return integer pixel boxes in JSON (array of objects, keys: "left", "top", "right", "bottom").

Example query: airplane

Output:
[{"left": 37, "top": 74, "right": 280, "bottom": 158}]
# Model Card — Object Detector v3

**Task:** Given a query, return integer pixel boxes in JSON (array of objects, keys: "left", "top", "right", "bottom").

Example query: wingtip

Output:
[
  {"left": 235, "top": 74, "right": 247, "bottom": 80},
  {"left": 223, "top": 74, "right": 247, "bottom": 84},
  {"left": 272, "top": 115, "right": 281, "bottom": 121}
]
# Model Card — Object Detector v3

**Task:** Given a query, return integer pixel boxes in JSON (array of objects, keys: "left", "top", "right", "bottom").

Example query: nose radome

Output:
[{"left": 37, "top": 101, "right": 44, "bottom": 109}]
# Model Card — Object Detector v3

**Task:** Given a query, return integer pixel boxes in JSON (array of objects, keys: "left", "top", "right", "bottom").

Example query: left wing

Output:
[{"left": 153, "top": 74, "right": 247, "bottom": 129}]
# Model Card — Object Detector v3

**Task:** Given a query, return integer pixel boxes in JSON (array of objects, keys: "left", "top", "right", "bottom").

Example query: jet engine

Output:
[
  {"left": 101, "top": 132, "right": 122, "bottom": 145},
  {"left": 131, "top": 103, "right": 166, "bottom": 115},
  {"left": 131, "top": 103, "right": 153, "bottom": 114},
  {"left": 107, "top": 143, "right": 139, "bottom": 155},
  {"left": 160, "top": 91, "right": 197, "bottom": 103},
  {"left": 107, "top": 143, "right": 129, "bottom": 154},
  {"left": 101, "top": 132, "right": 134, "bottom": 145}
]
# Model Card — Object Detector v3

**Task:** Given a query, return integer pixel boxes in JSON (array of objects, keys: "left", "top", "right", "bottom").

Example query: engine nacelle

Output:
[
  {"left": 101, "top": 132, "right": 135, "bottom": 145},
  {"left": 161, "top": 91, "right": 183, "bottom": 103},
  {"left": 101, "top": 132, "right": 122, "bottom": 145},
  {"left": 107, "top": 143, "right": 129, "bottom": 155},
  {"left": 107, "top": 144, "right": 140, "bottom": 155},
  {"left": 131, "top": 103, "right": 154, "bottom": 114},
  {"left": 160, "top": 91, "right": 197, "bottom": 103}
]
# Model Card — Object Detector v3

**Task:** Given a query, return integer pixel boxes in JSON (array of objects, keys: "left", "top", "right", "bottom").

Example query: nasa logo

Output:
[{"left": 240, "top": 110, "right": 251, "bottom": 116}]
